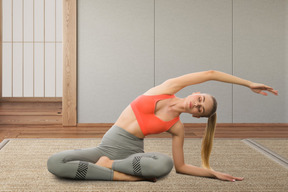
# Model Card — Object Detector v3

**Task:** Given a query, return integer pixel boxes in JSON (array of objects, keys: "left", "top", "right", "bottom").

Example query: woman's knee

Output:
[
  {"left": 154, "top": 154, "right": 173, "bottom": 177},
  {"left": 47, "top": 153, "right": 66, "bottom": 177},
  {"left": 142, "top": 153, "right": 174, "bottom": 178}
]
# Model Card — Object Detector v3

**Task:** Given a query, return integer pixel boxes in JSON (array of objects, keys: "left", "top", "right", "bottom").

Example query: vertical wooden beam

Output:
[
  {"left": 0, "top": 0, "right": 2, "bottom": 99},
  {"left": 63, "top": 0, "right": 77, "bottom": 126}
]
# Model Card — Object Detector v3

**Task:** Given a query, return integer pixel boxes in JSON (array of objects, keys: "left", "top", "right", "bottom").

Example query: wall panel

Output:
[
  {"left": 155, "top": 0, "right": 233, "bottom": 123},
  {"left": 78, "top": 0, "right": 154, "bottom": 123},
  {"left": 77, "top": 0, "right": 287, "bottom": 123},
  {"left": 233, "top": 0, "right": 287, "bottom": 123}
]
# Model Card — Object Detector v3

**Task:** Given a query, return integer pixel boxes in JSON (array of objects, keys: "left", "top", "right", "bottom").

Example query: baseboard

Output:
[{"left": 77, "top": 123, "right": 288, "bottom": 127}]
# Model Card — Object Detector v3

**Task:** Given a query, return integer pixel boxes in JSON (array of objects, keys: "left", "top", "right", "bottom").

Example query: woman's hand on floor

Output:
[{"left": 213, "top": 171, "right": 244, "bottom": 182}]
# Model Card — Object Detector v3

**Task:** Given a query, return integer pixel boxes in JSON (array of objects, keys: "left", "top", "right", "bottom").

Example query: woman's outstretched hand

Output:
[
  {"left": 213, "top": 171, "right": 244, "bottom": 182},
  {"left": 249, "top": 83, "right": 278, "bottom": 96}
]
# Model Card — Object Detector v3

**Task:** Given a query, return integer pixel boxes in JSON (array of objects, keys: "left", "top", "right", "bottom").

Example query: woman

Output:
[{"left": 47, "top": 70, "right": 278, "bottom": 182}]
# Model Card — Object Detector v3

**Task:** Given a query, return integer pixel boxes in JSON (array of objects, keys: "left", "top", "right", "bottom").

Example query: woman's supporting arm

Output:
[{"left": 169, "top": 122, "right": 244, "bottom": 182}]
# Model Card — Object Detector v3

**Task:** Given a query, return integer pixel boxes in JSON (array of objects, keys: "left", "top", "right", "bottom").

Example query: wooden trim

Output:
[
  {"left": 0, "top": 0, "right": 2, "bottom": 99},
  {"left": 184, "top": 123, "right": 288, "bottom": 127},
  {"left": 63, "top": 0, "right": 77, "bottom": 126},
  {"left": 0, "top": 116, "right": 62, "bottom": 125},
  {"left": 77, "top": 123, "right": 114, "bottom": 127},
  {"left": 77, "top": 123, "right": 288, "bottom": 128},
  {"left": 0, "top": 97, "right": 62, "bottom": 103}
]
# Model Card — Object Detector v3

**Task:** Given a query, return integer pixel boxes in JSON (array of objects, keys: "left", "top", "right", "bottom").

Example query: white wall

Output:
[
  {"left": 78, "top": 0, "right": 288, "bottom": 123},
  {"left": 78, "top": 0, "right": 154, "bottom": 123},
  {"left": 155, "top": 0, "right": 233, "bottom": 123},
  {"left": 2, "top": 0, "right": 63, "bottom": 97},
  {"left": 233, "top": 0, "right": 287, "bottom": 123},
  {"left": 286, "top": 0, "right": 288, "bottom": 122}
]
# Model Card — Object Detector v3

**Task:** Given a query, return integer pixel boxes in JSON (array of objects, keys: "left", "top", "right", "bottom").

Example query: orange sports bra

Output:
[{"left": 130, "top": 94, "right": 180, "bottom": 136}]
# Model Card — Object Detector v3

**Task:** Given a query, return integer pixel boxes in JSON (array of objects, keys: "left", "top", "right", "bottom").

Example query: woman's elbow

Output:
[
  {"left": 175, "top": 164, "right": 186, "bottom": 174},
  {"left": 206, "top": 70, "right": 216, "bottom": 75},
  {"left": 205, "top": 70, "right": 217, "bottom": 80}
]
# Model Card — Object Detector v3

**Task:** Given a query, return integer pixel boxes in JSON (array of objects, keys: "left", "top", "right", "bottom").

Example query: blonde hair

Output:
[
  {"left": 201, "top": 96, "right": 217, "bottom": 169},
  {"left": 201, "top": 113, "right": 217, "bottom": 169}
]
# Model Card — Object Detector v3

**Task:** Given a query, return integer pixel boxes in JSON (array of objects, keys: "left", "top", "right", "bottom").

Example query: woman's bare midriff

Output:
[{"left": 114, "top": 105, "right": 145, "bottom": 139}]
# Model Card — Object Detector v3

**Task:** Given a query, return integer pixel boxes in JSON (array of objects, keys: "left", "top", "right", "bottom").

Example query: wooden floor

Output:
[{"left": 0, "top": 102, "right": 287, "bottom": 142}]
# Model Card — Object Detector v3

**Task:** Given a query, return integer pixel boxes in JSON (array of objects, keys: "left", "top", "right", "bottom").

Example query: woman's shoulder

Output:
[
  {"left": 143, "top": 81, "right": 177, "bottom": 96},
  {"left": 168, "top": 121, "right": 184, "bottom": 136}
]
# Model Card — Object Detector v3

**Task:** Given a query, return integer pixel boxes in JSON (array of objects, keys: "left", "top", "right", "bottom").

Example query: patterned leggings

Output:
[{"left": 47, "top": 126, "right": 173, "bottom": 180}]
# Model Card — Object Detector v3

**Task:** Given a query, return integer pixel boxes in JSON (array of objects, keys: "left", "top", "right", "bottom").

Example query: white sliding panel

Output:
[
  {"left": 1, "top": 0, "right": 63, "bottom": 98},
  {"left": 23, "top": 43, "right": 33, "bottom": 97},
  {"left": 2, "top": 43, "right": 12, "bottom": 97},
  {"left": 55, "top": 43, "right": 63, "bottom": 97},
  {"left": 34, "top": 0, "right": 44, "bottom": 42},
  {"left": 3, "top": 0, "right": 12, "bottom": 42},
  {"left": 13, "top": 0, "right": 22, "bottom": 42},
  {"left": 45, "top": 0, "right": 55, "bottom": 42},
  {"left": 45, "top": 43, "right": 56, "bottom": 97},
  {"left": 24, "top": 0, "right": 33, "bottom": 42},
  {"left": 56, "top": 0, "right": 63, "bottom": 42},
  {"left": 12, "top": 43, "right": 22, "bottom": 97},
  {"left": 34, "top": 43, "right": 44, "bottom": 97},
  {"left": 155, "top": 0, "right": 233, "bottom": 123}
]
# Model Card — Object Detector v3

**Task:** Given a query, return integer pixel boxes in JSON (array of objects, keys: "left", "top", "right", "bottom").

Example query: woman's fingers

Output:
[
  {"left": 232, "top": 176, "right": 244, "bottom": 182},
  {"left": 269, "top": 89, "right": 278, "bottom": 95},
  {"left": 215, "top": 171, "right": 244, "bottom": 182},
  {"left": 227, "top": 176, "right": 244, "bottom": 182},
  {"left": 250, "top": 83, "right": 278, "bottom": 96}
]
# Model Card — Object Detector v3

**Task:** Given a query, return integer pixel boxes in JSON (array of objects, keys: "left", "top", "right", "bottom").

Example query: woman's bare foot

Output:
[
  {"left": 96, "top": 156, "right": 157, "bottom": 182},
  {"left": 113, "top": 171, "right": 157, "bottom": 182},
  {"left": 95, "top": 156, "right": 113, "bottom": 169}
]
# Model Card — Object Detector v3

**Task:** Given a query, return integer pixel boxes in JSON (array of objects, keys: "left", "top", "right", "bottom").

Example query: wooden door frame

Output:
[
  {"left": 0, "top": 0, "right": 77, "bottom": 126},
  {"left": 62, "top": 0, "right": 77, "bottom": 126},
  {"left": 0, "top": 0, "right": 2, "bottom": 100}
]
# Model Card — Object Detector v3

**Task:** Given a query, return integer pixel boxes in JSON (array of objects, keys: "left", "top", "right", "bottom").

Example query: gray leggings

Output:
[{"left": 47, "top": 125, "right": 173, "bottom": 180}]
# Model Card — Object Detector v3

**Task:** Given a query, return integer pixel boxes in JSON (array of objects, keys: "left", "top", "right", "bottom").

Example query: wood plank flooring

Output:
[{"left": 0, "top": 102, "right": 287, "bottom": 142}]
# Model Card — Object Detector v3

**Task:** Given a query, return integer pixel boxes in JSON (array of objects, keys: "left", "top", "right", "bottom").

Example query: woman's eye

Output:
[{"left": 199, "top": 107, "right": 203, "bottom": 113}]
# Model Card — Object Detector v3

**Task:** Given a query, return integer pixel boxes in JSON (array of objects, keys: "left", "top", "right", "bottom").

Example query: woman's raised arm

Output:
[{"left": 145, "top": 70, "right": 278, "bottom": 96}]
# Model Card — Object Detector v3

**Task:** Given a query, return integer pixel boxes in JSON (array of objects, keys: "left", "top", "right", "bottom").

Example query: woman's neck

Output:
[{"left": 168, "top": 97, "right": 187, "bottom": 115}]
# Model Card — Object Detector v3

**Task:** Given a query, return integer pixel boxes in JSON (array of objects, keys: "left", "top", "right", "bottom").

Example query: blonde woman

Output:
[{"left": 47, "top": 70, "right": 277, "bottom": 182}]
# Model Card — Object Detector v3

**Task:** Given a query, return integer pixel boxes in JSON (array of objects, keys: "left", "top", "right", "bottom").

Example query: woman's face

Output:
[{"left": 185, "top": 92, "right": 214, "bottom": 118}]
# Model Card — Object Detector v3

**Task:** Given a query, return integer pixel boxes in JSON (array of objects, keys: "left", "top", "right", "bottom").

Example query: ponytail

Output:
[{"left": 201, "top": 112, "right": 217, "bottom": 169}]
